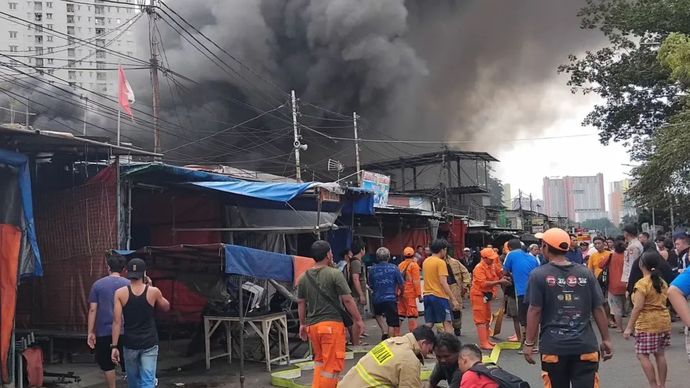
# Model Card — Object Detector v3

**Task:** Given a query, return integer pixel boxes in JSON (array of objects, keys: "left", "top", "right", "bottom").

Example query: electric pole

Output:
[
  {"left": 353, "top": 112, "right": 361, "bottom": 185},
  {"left": 291, "top": 90, "right": 301, "bottom": 181},
  {"left": 147, "top": 0, "right": 161, "bottom": 156}
]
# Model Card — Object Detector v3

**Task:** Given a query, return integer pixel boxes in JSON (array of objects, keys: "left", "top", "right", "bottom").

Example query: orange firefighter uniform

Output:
[
  {"left": 471, "top": 248, "right": 503, "bottom": 349},
  {"left": 398, "top": 247, "right": 422, "bottom": 331}
]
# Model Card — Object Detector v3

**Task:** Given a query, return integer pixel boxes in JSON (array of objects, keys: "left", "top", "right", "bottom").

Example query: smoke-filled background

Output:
[{"left": 1, "top": 0, "right": 608, "bottom": 180}]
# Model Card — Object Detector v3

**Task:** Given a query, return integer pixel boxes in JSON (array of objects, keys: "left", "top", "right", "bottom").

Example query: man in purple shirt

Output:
[{"left": 87, "top": 254, "right": 130, "bottom": 388}]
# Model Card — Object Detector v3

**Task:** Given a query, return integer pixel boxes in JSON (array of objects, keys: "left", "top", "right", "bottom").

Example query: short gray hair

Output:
[
  {"left": 529, "top": 244, "right": 539, "bottom": 250},
  {"left": 376, "top": 247, "right": 391, "bottom": 262}
]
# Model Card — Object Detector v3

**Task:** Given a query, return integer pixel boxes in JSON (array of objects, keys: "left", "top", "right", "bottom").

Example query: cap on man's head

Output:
[
  {"left": 673, "top": 231, "right": 690, "bottom": 241},
  {"left": 542, "top": 228, "right": 571, "bottom": 252},
  {"left": 463, "top": 247, "right": 471, "bottom": 252},
  {"left": 126, "top": 258, "right": 146, "bottom": 279},
  {"left": 480, "top": 248, "right": 499, "bottom": 260},
  {"left": 403, "top": 247, "right": 415, "bottom": 257}
]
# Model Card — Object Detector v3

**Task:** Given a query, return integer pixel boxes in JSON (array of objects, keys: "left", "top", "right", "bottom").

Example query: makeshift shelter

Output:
[
  {"left": 0, "top": 149, "right": 43, "bottom": 383},
  {"left": 121, "top": 243, "right": 315, "bottom": 385}
]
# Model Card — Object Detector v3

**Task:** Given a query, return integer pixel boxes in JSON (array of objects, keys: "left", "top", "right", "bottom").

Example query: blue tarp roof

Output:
[
  {"left": 113, "top": 244, "right": 294, "bottom": 283},
  {"left": 189, "top": 181, "right": 313, "bottom": 203},
  {"left": 224, "top": 245, "right": 293, "bottom": 282}
]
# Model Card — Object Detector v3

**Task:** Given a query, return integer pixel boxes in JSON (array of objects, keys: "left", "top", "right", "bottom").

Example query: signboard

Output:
[
  {"left": 360, "top": 170, "right": 390, "bottom": 208},
  {"left": 532, "top": 225, "right": 544, "bottom": 234}
]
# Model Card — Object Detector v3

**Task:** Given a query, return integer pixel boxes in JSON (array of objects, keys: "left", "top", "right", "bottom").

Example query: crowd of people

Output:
[
  {"left": 83, "top": 224, "right": 690, "bottom": 388},
  {"left": 297, "top": 224, "right": 690, "bottom": 388}
]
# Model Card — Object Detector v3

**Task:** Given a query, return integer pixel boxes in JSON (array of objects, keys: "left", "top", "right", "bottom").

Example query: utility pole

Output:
[
  {"left": 353, "top": 112, "right": 361, "bottom": 185},
  {"left": 25, "top": 96, "right": 29, "bottom": 128},
  {"left": 82, "top": 95, "right": 88, "bottom": 136},
  {"left": 147, "top": 0, "right": 161, "bottom": 156},
  {"left": 291, "top": 90, "right": 301, "bottom": 181}
]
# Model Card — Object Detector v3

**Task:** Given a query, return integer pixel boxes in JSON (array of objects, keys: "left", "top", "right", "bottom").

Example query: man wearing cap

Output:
[
  {"left": 111, "top": 259, "right": 170, "bottom": 388},
  {"left": 398, "top": 247, "right": 422, "bottom": 333},
  {"left": 87, "top": 254, "right": 130, "bottom": 388},
  {"left": 523, "top": 228, "right": 613, "bottom": 388},
  {"left": 471, "top": 248, "right": 511, "bottom": 350}
]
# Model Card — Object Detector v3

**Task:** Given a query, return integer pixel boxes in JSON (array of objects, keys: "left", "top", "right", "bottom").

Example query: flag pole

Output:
[{"left": 117, "top": 108, "right": 121, "bottom": 146}]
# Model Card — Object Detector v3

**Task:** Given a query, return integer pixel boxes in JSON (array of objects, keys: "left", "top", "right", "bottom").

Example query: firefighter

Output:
[
  {"left": 446, "top": 254, "right": 471, "bottom": 336},
  {"left": 471, "top": 248, "right": 511, "bottom": 350},
  {"left": 338, "top": 326, "right": 437, "bottom": 387},
  {"left": 398, "top": 247, "right": 422, "bottom": 332}
]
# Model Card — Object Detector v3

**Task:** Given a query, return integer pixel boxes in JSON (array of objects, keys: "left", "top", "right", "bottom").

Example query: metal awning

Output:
[
  {"left": 361, "top": 149, "right": 498, "bottom": 171},
  {"left": 0, "top": 125, "right": 161, "bottom": 157}
]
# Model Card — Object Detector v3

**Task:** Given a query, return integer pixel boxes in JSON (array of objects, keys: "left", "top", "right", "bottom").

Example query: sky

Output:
[{"left": 492, "top": 81, "right": 633, "bottom": 208}]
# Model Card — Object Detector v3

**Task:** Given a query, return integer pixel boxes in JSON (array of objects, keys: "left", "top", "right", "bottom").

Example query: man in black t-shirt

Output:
[{"left": 522, "top": 228, "right": 613, "bottom": 388}]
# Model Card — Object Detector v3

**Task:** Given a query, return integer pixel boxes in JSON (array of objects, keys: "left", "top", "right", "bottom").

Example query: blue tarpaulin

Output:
[
  {"left": 0, "top": 149, "right": 42, "bottom": 277},
  {"left": 190, "top": 181, "right": 313, "bottom": 203},
  {"left": 224, "top": 244, "right": 293, "bottom": 282}
]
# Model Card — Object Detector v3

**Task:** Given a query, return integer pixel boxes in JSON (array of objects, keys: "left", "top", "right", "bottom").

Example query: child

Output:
[{"left": 624, "top": 251, "right": 672, "bottom": 388}]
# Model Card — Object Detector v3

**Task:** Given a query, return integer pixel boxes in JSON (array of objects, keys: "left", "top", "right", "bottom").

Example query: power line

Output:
[
  {"left": 0, "top": 11, "right": 150, "bottom": 66},
  {"left": 164, "top": 104, "right": 286, "bottom": 153}
]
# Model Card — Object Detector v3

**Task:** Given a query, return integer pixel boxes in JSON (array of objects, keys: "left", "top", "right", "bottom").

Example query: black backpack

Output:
[{"left": 469, "top": 363, "right": 530, "bottom": 388}]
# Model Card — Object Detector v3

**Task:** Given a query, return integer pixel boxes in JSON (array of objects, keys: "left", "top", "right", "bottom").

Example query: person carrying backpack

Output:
[{"left": 458, "top": 344, "right": 530, "bottom": 388}]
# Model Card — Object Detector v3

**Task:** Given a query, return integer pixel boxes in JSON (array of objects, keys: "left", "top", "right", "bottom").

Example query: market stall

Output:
[{"left": 122, "top": 243, "right": 314, "bottom": 387}]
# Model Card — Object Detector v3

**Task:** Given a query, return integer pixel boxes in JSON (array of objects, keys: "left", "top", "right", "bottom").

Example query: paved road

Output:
[{"left": 65, "top": 302, "right": 690, "bottom": 387}]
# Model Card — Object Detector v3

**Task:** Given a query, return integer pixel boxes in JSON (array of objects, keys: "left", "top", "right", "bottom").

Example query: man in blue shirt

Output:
[
  {"left": 368, "top": 247, "right": 404, "bottom": 340},
  {"left": 87, "top": 254, "right": 130, "bottom": 388},
  {"left": 565, "top": 234, "right": 584, "bottom": 264},
  {"left": 503, "top": 239, "right": 539, "bottom": 345}
]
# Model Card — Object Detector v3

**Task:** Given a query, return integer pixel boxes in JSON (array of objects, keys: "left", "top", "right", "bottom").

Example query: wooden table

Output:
[{"left": 203, "top": 312, "right": 289, "bottom": 372}]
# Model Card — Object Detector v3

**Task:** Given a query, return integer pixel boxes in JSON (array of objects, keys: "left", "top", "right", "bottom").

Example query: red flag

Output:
[{"left": 118, "top": 65, "right": 135, "bottom": 118}]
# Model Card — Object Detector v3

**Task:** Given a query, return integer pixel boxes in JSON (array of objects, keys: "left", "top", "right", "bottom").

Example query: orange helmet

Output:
[
  {"left": 480, "top": 248, "right": 499, "bottom": 261},
  {"left": 403, "top": 247, "right": 415, "bottom": 257},
  {"left": 541, "top": 228, "right": 570, "bottom": 252}
]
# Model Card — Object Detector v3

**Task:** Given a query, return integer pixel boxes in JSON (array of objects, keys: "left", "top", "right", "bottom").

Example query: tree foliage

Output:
[
  {"left": 559, "top": 0, "right": 690, "bottom": 159},
  {"left": 580, "top": 217, "right": 621, "bottom": 236}
]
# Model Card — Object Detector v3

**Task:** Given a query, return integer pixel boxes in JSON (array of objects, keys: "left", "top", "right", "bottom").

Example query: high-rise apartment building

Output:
[
  {"left": 543, "top": 174, "right": 607, "bottom": 222},
  {"left": 609, "top": 179, "right": 636, "bottom": 225},
  {"left": 0, "top": 0, "right": 139, "bottom": 96}
]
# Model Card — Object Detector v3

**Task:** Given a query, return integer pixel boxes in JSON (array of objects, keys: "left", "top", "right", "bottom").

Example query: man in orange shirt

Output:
[
  {"left": 471, "top": 248, "right": 511, "bottom": 349},
  {"left": 422, "top": 239, "right": 459, "bottom": 334},
  {"left": 398, "top": 247, "right": 422, "bottom": 332}
]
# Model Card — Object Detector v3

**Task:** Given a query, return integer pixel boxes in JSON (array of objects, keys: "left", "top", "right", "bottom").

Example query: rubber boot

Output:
[
  {"left": 477, "top": 325, "right": 495, "bottom": 350},
  {"left": 408, "top": 319, "right": 418, "bottom": 332}
]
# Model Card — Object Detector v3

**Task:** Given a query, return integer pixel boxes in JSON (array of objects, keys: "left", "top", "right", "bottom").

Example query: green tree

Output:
[
  {"left": 559, "top": 0, "right": 690, "bottom": 159},
  {"left": 580, "top": 217, "right": 621, "bottom": 236},
  {"left": 627, "top": 33, "right": 690, "bottom": 224}
]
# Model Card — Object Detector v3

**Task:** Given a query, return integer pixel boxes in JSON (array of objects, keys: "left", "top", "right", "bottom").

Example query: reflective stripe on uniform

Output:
[
  {"left": 355, "top": 363, "right": 386, "bottom": 387},
  {"left": 320, "top": 370, "right": 339, "bottom": 379}
]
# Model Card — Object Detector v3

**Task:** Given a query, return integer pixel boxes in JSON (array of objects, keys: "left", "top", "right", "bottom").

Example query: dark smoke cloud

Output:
[{"left": 2, "top": 0, "right": 605, "bottom": 174}]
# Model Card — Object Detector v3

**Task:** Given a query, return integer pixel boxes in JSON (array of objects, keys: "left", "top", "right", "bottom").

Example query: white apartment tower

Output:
[{"left": 0, "top": 0, "right": 139, "bottom": 96}]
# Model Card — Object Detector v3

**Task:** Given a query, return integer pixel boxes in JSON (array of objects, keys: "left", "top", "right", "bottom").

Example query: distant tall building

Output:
[
  {"left": 543, "top": 174, "right": 607, "bottom": 222},
  {"left": 502, "top": 183, "right": 512, "bottom": 209},
  {"left": 609, "top": 179, "right": 636, "bottom": 225},
  {"left": 0, "top": 0, "right": 139, "bottom": 96}
]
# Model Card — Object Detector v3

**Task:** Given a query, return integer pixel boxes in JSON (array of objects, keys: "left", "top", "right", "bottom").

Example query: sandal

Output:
[{"left": 608, "top": 323, "right": 617, "bottom": 328}]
